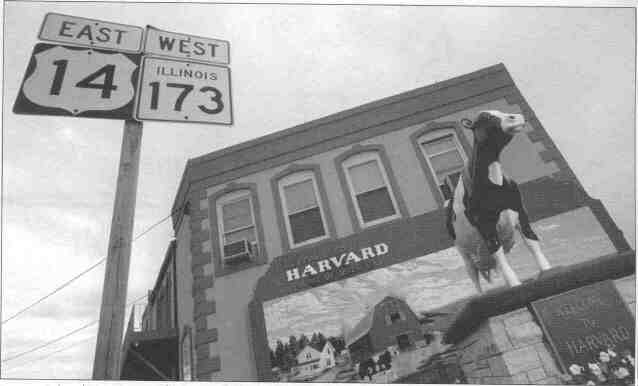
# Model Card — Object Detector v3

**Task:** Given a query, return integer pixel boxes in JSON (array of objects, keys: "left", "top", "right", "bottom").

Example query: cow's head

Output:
[{"left": 466, "top": 110, "right": 526, "bottom": 158}]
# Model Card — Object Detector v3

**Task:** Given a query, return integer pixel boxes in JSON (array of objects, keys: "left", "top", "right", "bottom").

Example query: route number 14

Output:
[{"left": 50, "top": 60, "right": 117, "bottom": 98}]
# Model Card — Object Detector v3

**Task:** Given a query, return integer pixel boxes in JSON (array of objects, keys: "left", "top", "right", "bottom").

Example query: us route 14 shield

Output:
[
  {"left": 135, "top": 56, "right": 232, "bottom": 125},
  {"left": 13, "top": 43, "right": 141, "bottom": 119}
]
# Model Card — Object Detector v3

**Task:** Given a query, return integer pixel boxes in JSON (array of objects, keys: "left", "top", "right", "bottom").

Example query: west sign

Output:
[
  {"left": 144, "top": 25, "right": 230, "bottom": 65},
  {"left": 135, "top": 56, "right": 232, "bottom": 124},
  {"left": 13, "top": 43, "right": 140, "bottom": 119},
  {"left": 39, "top": 13, "right": 144, "bottom": 53}
]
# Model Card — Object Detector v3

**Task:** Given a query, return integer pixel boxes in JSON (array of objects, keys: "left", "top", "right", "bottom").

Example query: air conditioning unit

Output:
[{"left": 223, "top": 239, "right": 256, "bottom": 266}]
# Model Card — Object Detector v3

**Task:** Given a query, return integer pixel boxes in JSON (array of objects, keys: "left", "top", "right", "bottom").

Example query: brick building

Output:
[{"left": 120, "top": 63, "right": 634, "bottom": 382}]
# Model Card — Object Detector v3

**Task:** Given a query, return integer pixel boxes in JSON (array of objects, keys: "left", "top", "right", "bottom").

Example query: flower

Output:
[
  {"left": 588, "top": 363, "right": 602, "bottom": 376},
  {"left": 586, "top": 381, "right": 596, "bottom": 386},
  {"left": 599, "top": 351, "right": 611, "bottom": 363},
  {"left": 607, "top": 348, "right": 617, "bottom": 358},
  {"left": 613, "top": 367, "right": 630, "bottom": 379},
  {"left": 626, "top": 354, "right": 635, "bottom": 367},
  {"left": 569, "top": 364, "right": 583, "bottom": 375}
]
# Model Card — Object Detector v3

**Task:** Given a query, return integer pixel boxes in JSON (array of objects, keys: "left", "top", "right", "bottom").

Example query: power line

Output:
[
  {"left": 1, "top": 258, "right": 106, "bottom": 325},
  {"left": 2, "top": 294, "right": 147, "bottom": 365},
  {"left": 2, "top": 203, "right": 184, "bottom": 325},
  {"left": 2, "top": 335, "right": 96, "bottom": 375}
]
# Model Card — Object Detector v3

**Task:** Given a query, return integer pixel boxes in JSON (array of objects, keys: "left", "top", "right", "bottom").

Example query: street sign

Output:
[
  {"left": 144, "top": 25, "right": 230, "bottom": 65},
  {"left": 135, "top": 56, "right": 232, "bottom": 124},
  {"left": 13, "top": 43, "right": 141, "bottom": 119},
  {"left": 39, "top": 13, "right": 143, "bottom": 53}
]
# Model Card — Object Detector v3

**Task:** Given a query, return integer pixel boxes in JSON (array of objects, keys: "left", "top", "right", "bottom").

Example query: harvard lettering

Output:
[
  {"left": 564, "top": 325, "right": 632, "bottom": 357},
  {"left": 285, "top": 243, "right": 389, "bottom": 282}
]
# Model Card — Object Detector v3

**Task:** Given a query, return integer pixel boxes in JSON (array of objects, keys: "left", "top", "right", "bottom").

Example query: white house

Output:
[{"left": 291, "top": 341, "right": 336, "bottom": 380}]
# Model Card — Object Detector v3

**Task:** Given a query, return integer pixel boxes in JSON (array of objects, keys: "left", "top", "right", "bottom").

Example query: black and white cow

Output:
[{"left": 446, "top": 110, "right": 551, "bottom": 293}]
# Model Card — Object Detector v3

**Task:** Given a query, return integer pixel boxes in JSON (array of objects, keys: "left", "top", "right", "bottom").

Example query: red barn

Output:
[{"left": 345, "top": 296, "right": 424, "bottom": 364}]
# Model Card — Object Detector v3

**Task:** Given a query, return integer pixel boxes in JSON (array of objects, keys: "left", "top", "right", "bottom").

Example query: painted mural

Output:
[{"left": 262, "top": 207, "right": 616, "bottom": 382}]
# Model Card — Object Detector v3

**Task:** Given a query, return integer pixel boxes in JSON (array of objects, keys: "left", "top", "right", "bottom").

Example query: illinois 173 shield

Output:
[{"left": 13, "top": 43, "right": 141, "bottom": 120}]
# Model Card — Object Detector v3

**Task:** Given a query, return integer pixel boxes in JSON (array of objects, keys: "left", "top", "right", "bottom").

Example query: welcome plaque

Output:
[{"left": 531, "top": 280, "right": 635, "bottom": 371}]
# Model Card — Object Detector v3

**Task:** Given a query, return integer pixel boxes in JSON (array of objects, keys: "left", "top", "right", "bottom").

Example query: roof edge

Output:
[{"left": 171, "top": 63, "right": 511, "bottom": 230}]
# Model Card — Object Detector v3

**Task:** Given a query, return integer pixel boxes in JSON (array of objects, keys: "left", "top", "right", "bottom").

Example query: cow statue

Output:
[{"left": 446, "top": 110, "right": 552, "bottom": 293}]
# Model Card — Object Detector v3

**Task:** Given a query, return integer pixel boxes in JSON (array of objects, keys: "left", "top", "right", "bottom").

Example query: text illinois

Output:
[{"left": 155, "top": 65, "right": 218, "bottom": 80}]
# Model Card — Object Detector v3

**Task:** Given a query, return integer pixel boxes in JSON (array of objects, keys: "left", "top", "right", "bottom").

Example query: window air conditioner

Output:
[{"left": 223, "top": 239, "right": 256, "bottom": 266}]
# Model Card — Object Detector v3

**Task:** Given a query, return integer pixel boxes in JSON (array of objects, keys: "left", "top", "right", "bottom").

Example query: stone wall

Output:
[{"left": 456, "top": 276, "right": 635, "bottom": 385}]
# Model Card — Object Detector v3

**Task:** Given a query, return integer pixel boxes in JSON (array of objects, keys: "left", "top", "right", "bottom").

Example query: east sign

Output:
[
  {"left": 39, "top": 13, "right": 143, "bottom": 53},
  {"left": 144, "top": 25, "right": 230, "bottom": 65},
  {"left": 135, "top": 56, "right": 232, "bottom": 124},
  {"left": 13, "top": 43, "right": 140, "bottom": 119}
]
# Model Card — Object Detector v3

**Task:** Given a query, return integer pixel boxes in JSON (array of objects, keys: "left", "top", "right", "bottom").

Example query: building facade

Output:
[
  {"left": 120, "top": 241, "right": 179, "bottom": 380},
  {"left": 123, "top": 64, "right": 634, "bottom": 382}
]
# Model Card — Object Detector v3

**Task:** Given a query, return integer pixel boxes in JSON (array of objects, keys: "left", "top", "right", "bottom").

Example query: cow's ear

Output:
[{"left": 460, "top": 118, "right": 473, "bottom": 129}]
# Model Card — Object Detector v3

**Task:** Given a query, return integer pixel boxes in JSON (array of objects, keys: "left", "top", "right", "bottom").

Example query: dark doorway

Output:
[{"left": 396, "top": 334, "right": 411, "bottom": 350}]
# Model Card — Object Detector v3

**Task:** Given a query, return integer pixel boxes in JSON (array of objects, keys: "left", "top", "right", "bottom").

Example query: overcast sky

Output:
[{"left": 1, "top": 2, "right": 635, "bottom": 380}]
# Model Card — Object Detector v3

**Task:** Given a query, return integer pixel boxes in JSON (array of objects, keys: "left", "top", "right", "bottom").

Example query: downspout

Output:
[{"left": 172, "top": 240, "right": 180, "bottom": 379}]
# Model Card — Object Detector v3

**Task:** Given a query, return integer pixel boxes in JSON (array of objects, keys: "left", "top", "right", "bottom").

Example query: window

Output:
[
  {"left": 216, "top": 190, "right": 259, "bottom": 266},
  {"left": 343, "top": 152, "right": 400, "bottom": 227},
  {"left": 181, "top": 329, "right": 193, "bottom": 381},
  {"left": 385, "top": 310, "right": 405, "bottom": 325},
  {"left": 278, "top": 171, "right": 328, "bottom": 248},
  {"left": 419, "top": 132, "right": 467, "bottom": 201}
]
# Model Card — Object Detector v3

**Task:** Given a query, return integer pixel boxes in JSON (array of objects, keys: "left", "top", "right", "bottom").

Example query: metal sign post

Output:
[{"left": 92, "top": 119, "right": 143, "bottom": 380}]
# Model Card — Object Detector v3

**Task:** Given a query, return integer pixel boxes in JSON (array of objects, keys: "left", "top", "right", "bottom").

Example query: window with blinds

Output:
[
  {"left": 279, "top": 172, "right": 327, "bottom": 247},
  {"left": 343, "top": 152, "right": 399, "bottom": 227},
  {"left": 420, "top": 133, "right": 467, "bottom": 201}
]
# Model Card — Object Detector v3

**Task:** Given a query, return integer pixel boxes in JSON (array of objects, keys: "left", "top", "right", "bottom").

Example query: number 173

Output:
[{"left": 147, "top": 82, "right": 224, "bottom": 114}]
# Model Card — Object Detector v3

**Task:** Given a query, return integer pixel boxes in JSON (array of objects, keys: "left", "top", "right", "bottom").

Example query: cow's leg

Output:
[
  {"left": 493, "top": 246, "right": 521, "bottom": 287},
  {"left": 517, "top": 208, "right": 551, "bottom": 270},
  {"left": 457, "top": 247, "right": 481, "bottom": 293},
  {"left": 478, "top": 218, "right": 521, "bottom": 287}
]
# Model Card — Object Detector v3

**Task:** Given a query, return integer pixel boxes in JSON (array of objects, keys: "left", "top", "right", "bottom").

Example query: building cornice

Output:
[{"left": 171, "top": 63, "right": 514, "bottom": 230}]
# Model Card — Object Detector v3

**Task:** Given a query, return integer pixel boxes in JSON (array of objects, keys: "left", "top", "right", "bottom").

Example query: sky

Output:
[{"left": 1, "top": 2, "right": 635, "bottom": 381}]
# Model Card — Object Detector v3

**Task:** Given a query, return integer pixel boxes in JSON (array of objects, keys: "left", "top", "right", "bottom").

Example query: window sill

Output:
[
  {"left": 358, "top": 213, "right": 402, "bottom": 230},
  {"left": 288, "top": 234, "right": 330, "bottom": 250},
  {"left": 283, "top": 234, "right": 336, "bottom": 254},
  {"left": 356, "top": 215, "right": 406, "bottom": 233}
]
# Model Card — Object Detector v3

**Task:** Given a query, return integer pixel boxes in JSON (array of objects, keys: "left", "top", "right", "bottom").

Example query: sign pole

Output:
[{"left": 93, "top": 119, "right": 143, "bottom": 380}]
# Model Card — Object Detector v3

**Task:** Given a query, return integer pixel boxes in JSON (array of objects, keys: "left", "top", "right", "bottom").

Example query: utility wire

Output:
[
  {"left": 2, "top": 203, "right": 184, "bottom": 325},
  {"left": 2, "top": 294, "right": 148, "bottom": 365},
  {"left": 2, "top": 335, "right": 96, "bottom": 375},
  {"left": 1, "top": 258, "right": 106, "bottom": 325}
]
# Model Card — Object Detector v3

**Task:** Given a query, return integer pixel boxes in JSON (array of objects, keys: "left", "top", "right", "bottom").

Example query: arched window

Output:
[
  {"left": 216, "top": 189, "right": 259, "bottom": 267},
  {"left": 342, "top": 151, "right": 401, "bottom": 228},
  {"left": 417, "top": 129, "right": 467, "bottom": 202},
  {"left": 278, "top": 171, "right": 329, "bottom": 248}
]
